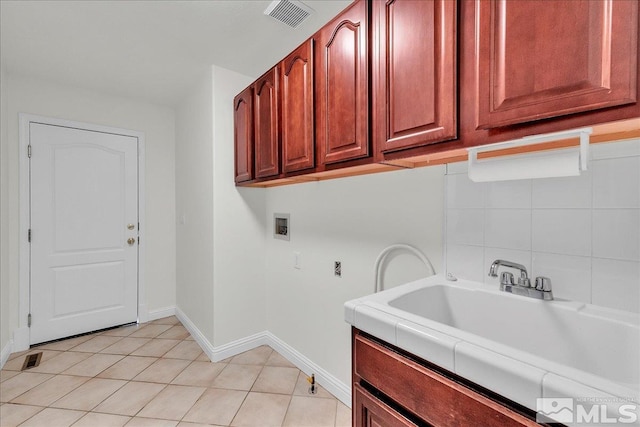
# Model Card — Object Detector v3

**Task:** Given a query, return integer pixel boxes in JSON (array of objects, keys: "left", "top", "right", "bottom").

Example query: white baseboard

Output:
[
  {"left": 12, "top": 327, "right": 29, "bottom": 352},
  {"left": 1, "top": 340, "right": 13, "bottom": 369},
  {"left": 266, "top": 332, "right": 351, "bottom": 407},
  {"left": 138, "top": 303, "right": 149, "bottom": 324},
  {"left": 175, "top": 307, "right": 216, "bottom": 361},
  {"left": 147, "top": 306, "right": 176, "bottom": 322},
  {"left": 174, "top": 306, "right": 352, "bottom": 408},
  {"left": 210, "top": 331, "right": 270, "bottom": 363}
]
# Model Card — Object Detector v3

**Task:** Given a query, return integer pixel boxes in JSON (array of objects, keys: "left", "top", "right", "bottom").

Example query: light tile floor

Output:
[{"left": 0, "top": 316, "right": 351, "bottom": 427}]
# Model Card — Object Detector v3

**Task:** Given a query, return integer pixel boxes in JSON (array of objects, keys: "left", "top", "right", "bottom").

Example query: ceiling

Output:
[{"left": 0, "top": 0, "right": 352, "bottom": 106}]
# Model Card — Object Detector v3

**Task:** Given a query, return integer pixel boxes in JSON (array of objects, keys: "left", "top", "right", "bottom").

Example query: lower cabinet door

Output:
[{"left": 354, "top": 384, "right": 418, "bottom": 427}]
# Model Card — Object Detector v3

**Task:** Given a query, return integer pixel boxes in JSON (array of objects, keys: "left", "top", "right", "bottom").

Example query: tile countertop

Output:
[{"left": 344, "top": 275, "right": 640, "bottom": 424}]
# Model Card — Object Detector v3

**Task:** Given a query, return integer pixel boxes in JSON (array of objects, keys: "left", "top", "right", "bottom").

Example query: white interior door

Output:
[{"left": 29, "top": 122, "right": 139, "bottom": 344}]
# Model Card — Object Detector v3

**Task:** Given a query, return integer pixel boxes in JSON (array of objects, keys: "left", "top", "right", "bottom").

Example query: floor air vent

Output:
[
  {"left": 264, "top": 0, "right": 313, "bottom": 28},
  {"left": 21, "top": 352, "right": 43, "bottom": 371}
]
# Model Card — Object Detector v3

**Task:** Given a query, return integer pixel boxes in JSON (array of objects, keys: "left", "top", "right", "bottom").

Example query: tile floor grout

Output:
[{"left": 1, "top": 316, "right": 351, "bottom": 427}]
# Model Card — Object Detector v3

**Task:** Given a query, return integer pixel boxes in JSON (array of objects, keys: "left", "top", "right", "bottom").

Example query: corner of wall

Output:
[
  {"left": 211, "top": 66, "right": 267, "bottom": 348},
  {"left": 175, "top": 70, "right": 215, "bottom": 344},
  {"left": 0, "top": 66, "right": 11, "bottom": 354}
]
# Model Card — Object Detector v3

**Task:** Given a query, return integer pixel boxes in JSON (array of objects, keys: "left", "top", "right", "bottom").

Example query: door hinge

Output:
[
  {"left": 27, "top": 145, "right": 32, "bottom": 158},
  {"left": 28, "top": 229, "right": 31, "bottom": 242},
  {"left": 28, "top": 313, "right": 32, "bottom": 328}
]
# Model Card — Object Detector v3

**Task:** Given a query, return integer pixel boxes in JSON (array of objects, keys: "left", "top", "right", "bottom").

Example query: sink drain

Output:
[{"left": 21, "top": 352, "right": 43, "bottom": 371}]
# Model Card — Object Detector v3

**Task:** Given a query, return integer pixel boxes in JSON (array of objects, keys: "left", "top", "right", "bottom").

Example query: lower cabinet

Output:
[
  {"left": 352, "top": 329, "right": 540, "bottom": 427},
  {"left": 354, "top": 384, "right": 417, "bottom": 427}
]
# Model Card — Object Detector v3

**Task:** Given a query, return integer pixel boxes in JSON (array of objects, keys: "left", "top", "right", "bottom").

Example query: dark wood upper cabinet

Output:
[
  {"left": 281, "top": 39, "right": 315, "bottom": 174},
  {"left": 254, "top": 67, "right": 280, "bottom": 179},
  {"left": 315, "top": 0, "right": 370, "bottom": 165},
  {"left": 373, "top": 0, "right": 457, "bottom": 155},
  {"left": 474, "top": 0, "right": 638, "bottom": 130},
  {"left": 235, "top": 0, "right": 639, "bottom": 186},
  {"left": 234, "top": 86, "right": 254, "bottom": 184}
]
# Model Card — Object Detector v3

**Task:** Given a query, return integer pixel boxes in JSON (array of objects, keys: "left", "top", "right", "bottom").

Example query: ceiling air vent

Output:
[{"left": 264, "top": 0, "right": 313, "bottom": 28}]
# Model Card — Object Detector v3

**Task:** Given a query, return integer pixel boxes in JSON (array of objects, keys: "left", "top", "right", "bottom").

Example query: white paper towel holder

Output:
[{"left": 467, "top": 127, "right": 592, "bottom": 182}]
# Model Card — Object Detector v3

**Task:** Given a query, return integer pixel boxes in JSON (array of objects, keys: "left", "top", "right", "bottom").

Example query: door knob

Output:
[
  {"left": 127, "top": 224, "right": 135, "bottom": 230},
  {"left": 127, "top": 237, "right": 136, "bottom": 246}
]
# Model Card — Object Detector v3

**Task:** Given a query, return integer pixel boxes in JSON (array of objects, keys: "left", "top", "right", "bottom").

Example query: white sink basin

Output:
[{"left": 345, "top": 275, "right": 640, "bottom": 421}]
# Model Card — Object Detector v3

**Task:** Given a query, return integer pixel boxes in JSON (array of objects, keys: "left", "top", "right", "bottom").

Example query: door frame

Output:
[{"left": 17, "top": 113, "right": 147, "bottom": 349}]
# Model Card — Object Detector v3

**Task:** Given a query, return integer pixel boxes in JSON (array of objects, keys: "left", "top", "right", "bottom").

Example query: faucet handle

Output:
[
  {"left": 535, "top": 276, "right": 552, "bottom": 292},
  {"left": 518, "top": 277, "right": 531, "bottom": 288},
  {"left": 500, "top": 271, "right": 514, "bottom": 286}
]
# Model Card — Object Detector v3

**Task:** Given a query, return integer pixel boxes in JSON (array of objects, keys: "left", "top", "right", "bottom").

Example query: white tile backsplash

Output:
[
  {"left": 531, "top": 252, "right": 592, "bottom": 303},
  {"left": 592, "top": 156, "right": 640, "bottom": 208},
  {"left": 446, "top": 174, "right": 485, "bottom": 209},
  {"left": 485, "top": 179, "right": 532, "bottom": 209},
  {"left": 591, "top": 138, "right": 640, "bottom": 160},
  {"left": 445, "top": 138, "right": 640, "bottom": 313},
  {"left": 484, "top": 209, "right": 531, "bottom": 251},
  {"left": 446, "top": 209, "right": 484, "bottom": 246},
  {"left": 446, "top": 244, "right": 485, "bottom": 282},
  {"left": 592, "top": 209, "right": 640, "bottom": 261},
  {"left": 592, "top": 258, "right": 640, "bottom": 313},
  {"left": 532, "top": 172, "right": 592, "bottom": 208},
  {"left": 531, "top": 209, "right": 591, "bottom": 257}
]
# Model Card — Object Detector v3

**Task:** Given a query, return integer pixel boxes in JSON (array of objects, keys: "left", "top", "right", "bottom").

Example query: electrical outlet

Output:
[{"left": 334, "top": 261, "right": 341, "bottom": 277}]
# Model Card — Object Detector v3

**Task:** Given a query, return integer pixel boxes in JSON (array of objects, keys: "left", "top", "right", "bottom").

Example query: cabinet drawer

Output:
[
  {"left": 354, "top": 384, "right": 418, "bottom": 427},
  {"left": 354, "top": 334, "right": 538, "bottom": 427}
]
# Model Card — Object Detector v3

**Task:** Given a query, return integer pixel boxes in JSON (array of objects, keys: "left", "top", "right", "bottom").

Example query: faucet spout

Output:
[
  {"left": 488, "top": 259, "right": 553, "bottom": 300},
  {"left": 488, "top": 259, "right": 528, "bottom": 280}
]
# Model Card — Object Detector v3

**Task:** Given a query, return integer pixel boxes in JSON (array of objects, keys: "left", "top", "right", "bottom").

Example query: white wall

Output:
[
  {"left": 445, "top": 138, "right": 640, "bottom": 313},
  {"left": 211, "top": 66, "right": 267, "bottom": 347},
  {"left": 175, "top": 71, "right": 216, "bottom": 343},
  {"left": 2, "top": 74, "right": 177, "bottom": 350},
  {"left": 1, "top": 66, "right": 10, "bottom": 355},
  {"left": 264, "top": 166, "right": 445, "bottom": 386}
]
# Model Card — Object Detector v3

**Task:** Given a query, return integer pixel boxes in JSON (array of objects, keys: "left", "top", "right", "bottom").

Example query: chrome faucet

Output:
[{"left": 488, "top": 259, "right": 553, "bottom": 301}]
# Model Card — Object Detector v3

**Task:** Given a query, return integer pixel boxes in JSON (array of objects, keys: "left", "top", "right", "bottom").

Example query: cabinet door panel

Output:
[
  {"left": 281, "top": 40, "right": 315, "bottom": 173},
  {"left": 234, "top": 87, "right": 254, "bottom": 184},
  {"left": 316, "top": 0, "right": 369, "bottom": 164},
  {"left": 476, "top": 0, "right": 638, "bottom": 129},
  {"left": 254, "top": 68, "right": 280, "bottom": 179},
  {"left": 374, "top": 0, "right": 456, "bottom": 154},
  {"left": 354, "top": 384, "right": 417, "bottom": 427}
]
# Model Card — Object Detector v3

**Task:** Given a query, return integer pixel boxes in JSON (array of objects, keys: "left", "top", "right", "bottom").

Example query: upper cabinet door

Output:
[
  {"left": 254, "top": 67, "right": 280, "bottom": 179},
  {"left": 234, "top": 86, "right": 254, "bottom": 184},
  {"left": 374, "top": 0, "right": 457, "bottom": 154},
  {"left": 475, "top": 0, "right": 638, "bottom": 130},
  {"left": 281, "top": 39, "right": 315, "bottom": 173},
  {"left": 316, "top": 0, "right": 369, "bottom": 165}
]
